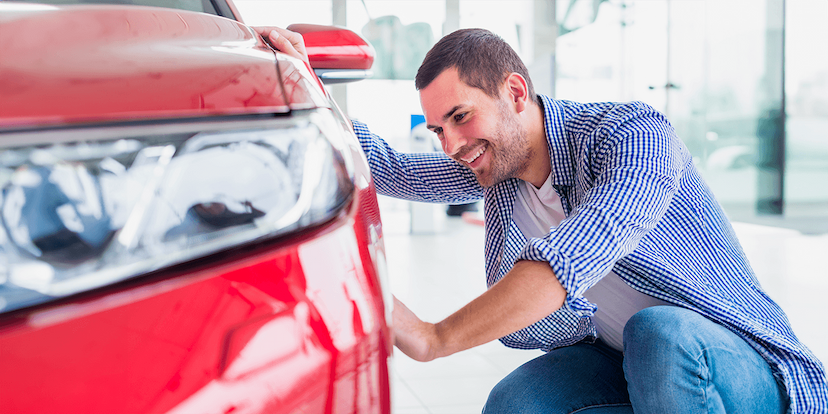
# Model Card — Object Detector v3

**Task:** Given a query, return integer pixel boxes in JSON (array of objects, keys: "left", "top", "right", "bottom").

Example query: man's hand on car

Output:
[{"left": 253, "top": 26, "right": 308, "bottom": 64}]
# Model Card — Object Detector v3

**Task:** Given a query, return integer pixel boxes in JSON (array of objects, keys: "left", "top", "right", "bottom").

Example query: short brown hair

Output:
[{"left": 415, "top": 28, "right": 539, "bottom": 104}]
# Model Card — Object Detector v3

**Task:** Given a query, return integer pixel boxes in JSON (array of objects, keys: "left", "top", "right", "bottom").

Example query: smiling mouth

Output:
[{"left": 461, "top": 145, "right": 486, "bottom": 165}]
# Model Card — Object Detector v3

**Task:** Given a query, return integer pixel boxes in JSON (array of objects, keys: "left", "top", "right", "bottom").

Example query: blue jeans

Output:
[{"left": 483, "top": 306, "right": 787, "bottom": 414}]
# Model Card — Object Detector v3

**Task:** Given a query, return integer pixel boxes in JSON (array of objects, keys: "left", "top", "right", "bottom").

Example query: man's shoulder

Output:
[
  {"left": 541, "top": 96, "right": 657, "bottom": 122},
  {"left": 540, "top": 95, "right": 666, "bottom": 136}
]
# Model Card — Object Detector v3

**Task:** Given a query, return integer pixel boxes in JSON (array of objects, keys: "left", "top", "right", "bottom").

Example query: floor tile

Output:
[
  {"left": 392, "top": 375, "right": 429, "bottom": 410},
  {"left": 392, "top": 407, "right": 431, "bottom": 414},
  {"left": 394, "top": 349, "right": 503, "bottom": 380},
  {"left": 427, "top": 404, "right": 485, "bottom": 414},
  {"left": 402, "top": 375, "right": 502, "bottom": 408},
  {"left": 474, "top": 347, "right": 545, "bottom": 376}
]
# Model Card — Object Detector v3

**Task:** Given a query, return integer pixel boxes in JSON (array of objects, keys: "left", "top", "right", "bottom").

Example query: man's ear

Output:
[{"left": 504, "top": 73, "right": 530, "bottom": 113}]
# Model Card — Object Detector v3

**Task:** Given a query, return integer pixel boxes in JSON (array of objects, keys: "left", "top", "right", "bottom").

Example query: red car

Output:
[{"left": 0, "top": 1, "right": 392, "bottom": 413}]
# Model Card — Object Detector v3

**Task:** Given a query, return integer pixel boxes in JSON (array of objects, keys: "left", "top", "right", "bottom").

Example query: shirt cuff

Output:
[{"left": 518, "top": 237, "right": 597, "bottom": 317}]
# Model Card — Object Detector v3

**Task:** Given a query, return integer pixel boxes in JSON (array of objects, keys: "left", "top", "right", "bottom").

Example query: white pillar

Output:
[
  {"left": 330, "top": 0, "right": 348, "bottom": 115},
  {"left": 529, "top": 0, "right": 558, "bottom": 98}
]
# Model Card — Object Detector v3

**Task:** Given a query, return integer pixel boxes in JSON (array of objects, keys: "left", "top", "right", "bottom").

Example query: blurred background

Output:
[
  {"left": 235, "top": 0, "right": 828, "bottom": 231},
  {"left": 233, "top": 1, "right": 826, "bottom": 413}
]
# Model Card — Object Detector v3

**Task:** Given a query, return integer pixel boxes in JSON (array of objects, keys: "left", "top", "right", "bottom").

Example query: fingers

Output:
[
  {"left": 391, "top": 296, "right": 438, "bottom": 362},
  {"left": 253, "top": 26, "right": 308, "bottom": 64}
]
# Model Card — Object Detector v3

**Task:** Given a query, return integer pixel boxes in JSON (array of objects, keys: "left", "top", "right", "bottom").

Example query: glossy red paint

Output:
[
  {"left": 289, "top": 24, "right": 376, "bottom": 70},
  {"left": 0, "top": 211, "right": 390, "bottom": 414},
  {"left": 0, "top": 4, "right": 306, "bottom": 127}
]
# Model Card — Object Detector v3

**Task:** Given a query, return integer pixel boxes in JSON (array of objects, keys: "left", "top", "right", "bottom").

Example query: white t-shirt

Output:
[{"left": 512, "top": 175, "right": 670, "bottom": 352}]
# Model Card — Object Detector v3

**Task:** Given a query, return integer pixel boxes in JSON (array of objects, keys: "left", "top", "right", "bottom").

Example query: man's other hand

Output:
[
  {"left": 253, "top": 26, "right": 308, "bottom": 64},
  {"left": 393, "top": 296, "right": 441, "bottom": 362}
]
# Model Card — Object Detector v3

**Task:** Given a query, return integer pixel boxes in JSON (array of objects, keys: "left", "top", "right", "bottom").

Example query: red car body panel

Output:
[
  {"left": 0, "top": 3, "right": 390, "bottom": 414},
  {"left": 0, "top": 4, "right": 329, "bottom": 127},
  {"left": 0, "top": 216, "right": 390, "bottom": 414}
]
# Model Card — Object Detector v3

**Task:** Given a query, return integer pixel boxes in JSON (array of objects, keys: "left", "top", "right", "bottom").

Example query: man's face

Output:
[{"left": 420, "top": 68, "right": 532, "bottom": 188}]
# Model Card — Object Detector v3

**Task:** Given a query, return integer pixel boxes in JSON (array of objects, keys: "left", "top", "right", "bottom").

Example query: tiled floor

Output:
[{"left": 379, "top": 198, "right": 828, "bottom": 414}]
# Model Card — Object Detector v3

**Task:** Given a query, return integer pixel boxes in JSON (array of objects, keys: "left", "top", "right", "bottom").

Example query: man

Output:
[{"left": 260, "top": 27, "right": 827, "bottom": 413}]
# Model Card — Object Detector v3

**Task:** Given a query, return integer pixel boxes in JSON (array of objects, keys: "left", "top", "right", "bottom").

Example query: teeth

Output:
[{"left": 463, "top": 146, "right": 486, "bottom": 164}]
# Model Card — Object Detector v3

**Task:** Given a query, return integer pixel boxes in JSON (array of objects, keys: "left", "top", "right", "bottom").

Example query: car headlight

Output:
[{"left": 0, "top": 110, "right": 354, "bottom": 313}]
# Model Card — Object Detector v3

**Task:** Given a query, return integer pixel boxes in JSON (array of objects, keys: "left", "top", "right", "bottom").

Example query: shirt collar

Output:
[{"left": 539, "top": 94, "right": 575, "bottom": 188}]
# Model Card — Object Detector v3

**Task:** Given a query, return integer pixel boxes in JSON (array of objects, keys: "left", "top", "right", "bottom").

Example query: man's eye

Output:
[
  {"left": 434, "top": 127, "right": 443, "bottom": 135},
  {"left": 454, "top": 113, "right": 466, "bottom": 122}
]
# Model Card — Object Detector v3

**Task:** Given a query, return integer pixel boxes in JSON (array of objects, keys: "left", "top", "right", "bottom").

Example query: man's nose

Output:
[{"left": 442, "top": 128, "right": 468, "bottom": 157}]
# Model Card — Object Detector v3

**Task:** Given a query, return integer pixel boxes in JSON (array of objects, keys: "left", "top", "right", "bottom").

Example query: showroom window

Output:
[{"left": 556, "top": 0, "right": 828, "bottom": 233}]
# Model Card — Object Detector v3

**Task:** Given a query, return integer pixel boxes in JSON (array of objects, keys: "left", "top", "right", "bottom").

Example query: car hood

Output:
[{"left": 0, "top": 3, "right": 327, "bottom": 128}]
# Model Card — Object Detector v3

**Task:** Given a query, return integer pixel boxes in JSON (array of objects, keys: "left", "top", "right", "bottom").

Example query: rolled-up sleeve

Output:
[
  {"left": 518, "top": 107, "right": 688, "bottom": 316},
  {"left": 352, "top": 120, "right": 484, "bottom": 204}
]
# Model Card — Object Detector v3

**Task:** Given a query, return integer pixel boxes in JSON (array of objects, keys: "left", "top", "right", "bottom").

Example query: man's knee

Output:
[
  {"left": 622, "top": 306, "right": 710, "bottom": 396},
  {"left": 623, "top": 306, "right": 699, "bottom": 355},
  {"left": 624, "top": 306, "right": 682, "bottom": 339},
  {"left": 621, "top": 306, "right": 787, "bottom": 414},
  {"left": 622, "top": 307, "right": 712, "bottom": 411}
]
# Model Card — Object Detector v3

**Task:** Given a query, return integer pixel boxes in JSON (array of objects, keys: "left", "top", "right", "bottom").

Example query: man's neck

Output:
[{"left": 520, "top": 102, "right": 551, "bottom": 188}]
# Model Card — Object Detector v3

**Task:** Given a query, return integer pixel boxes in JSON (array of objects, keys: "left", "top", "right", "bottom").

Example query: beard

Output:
[{"left": 468, "top": 100, "right": 533, "bottom": 188}]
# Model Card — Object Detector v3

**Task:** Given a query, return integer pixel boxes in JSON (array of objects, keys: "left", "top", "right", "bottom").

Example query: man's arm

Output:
[
  {"left": 394, "top": 260, "right": 567, "bottom": 362},
  {"left": 352, "top": 121, "right": 484, "bottom": 204}
]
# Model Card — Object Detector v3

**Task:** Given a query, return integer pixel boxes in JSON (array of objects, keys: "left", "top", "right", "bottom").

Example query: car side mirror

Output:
[{"left": 287, "top": 24, "right": 375, "bottom": 84}]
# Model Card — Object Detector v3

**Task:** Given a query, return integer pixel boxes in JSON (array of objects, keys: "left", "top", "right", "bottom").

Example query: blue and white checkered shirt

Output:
[{"left": 353, "top": 94, "right": 827, "bottom": 412}]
